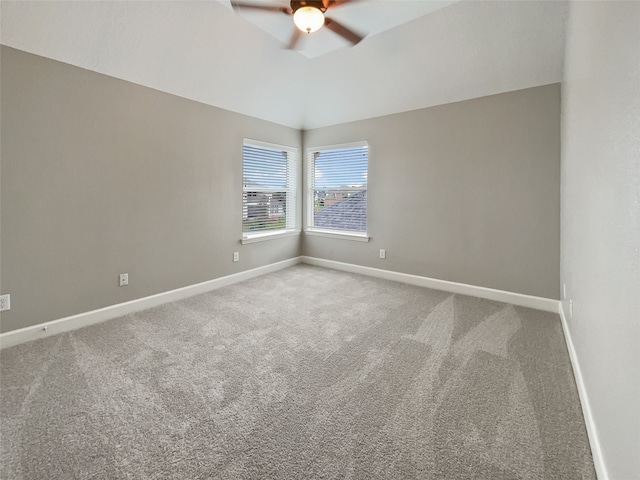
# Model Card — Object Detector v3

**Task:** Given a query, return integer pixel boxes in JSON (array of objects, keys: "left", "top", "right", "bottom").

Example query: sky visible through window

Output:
[{"left": 314, "top": 146, "right": 368, "bottom": 190}]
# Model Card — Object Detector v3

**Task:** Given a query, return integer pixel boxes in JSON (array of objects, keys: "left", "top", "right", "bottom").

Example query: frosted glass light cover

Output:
[{"left": 293, "top": 7, "right": 325, "bottom": 33}]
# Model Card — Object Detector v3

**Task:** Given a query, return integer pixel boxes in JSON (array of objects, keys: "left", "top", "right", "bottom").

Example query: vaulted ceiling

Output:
[{"left": 0, "top": 0, "right": 568, "bottom": 129}]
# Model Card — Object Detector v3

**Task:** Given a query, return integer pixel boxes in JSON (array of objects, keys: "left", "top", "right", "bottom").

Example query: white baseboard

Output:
[
  {"left": 0, "top": 257, "right": 302, "bottom": 350},
  {"left": 558, "top": 303, "right": 608, "bottom": 480},
  {"left": 300, "top": 256, "right": 559, "bottom": 313},
  {"left": 0, "top": 257, "right": 558, "bottom": 350}
]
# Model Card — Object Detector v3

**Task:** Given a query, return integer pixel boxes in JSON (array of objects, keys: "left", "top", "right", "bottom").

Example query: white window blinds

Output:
[
  {"left": 307, "top": 142, "right": 368, "bottom": 234},
  {"left": 242, "top": 140, "right": 297, "bottom": 236}
]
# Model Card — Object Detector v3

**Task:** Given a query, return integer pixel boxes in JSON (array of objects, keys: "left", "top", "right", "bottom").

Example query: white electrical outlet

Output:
[
  {"left": 119, "top": 273, "right": 129, "bottom": 287},
  {"left": 233, "top": 252, "right": 240, "bottom": 262},
  {"left": 379, "top": 249, "right": 386, "bottom": 259},
  {"left": 0, "top": 294, "right": 10, "bottom": 312}
]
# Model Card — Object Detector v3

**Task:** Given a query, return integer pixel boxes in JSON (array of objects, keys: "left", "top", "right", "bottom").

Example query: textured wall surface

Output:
[
  {"left": 303, "top": 84, "right": 561, "bottom": 299},
  {"left": 561, "top": 2, "right": 640, "bottom": 478},
  {"left": 0, "top": 46, "right": 301, "bottom": 333}
]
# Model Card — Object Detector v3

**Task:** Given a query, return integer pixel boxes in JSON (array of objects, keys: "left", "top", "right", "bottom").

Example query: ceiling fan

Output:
[{"left": 231, "top": 0, "right": 364, "bottom": 49}]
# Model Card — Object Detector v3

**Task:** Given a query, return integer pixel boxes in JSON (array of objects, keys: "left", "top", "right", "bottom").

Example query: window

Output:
[
  {"left": 242, "top": 139, "right": 298, "bottom": 242},
  {"left": 306, "top": 141, "right": 369, "bottom": 239}
]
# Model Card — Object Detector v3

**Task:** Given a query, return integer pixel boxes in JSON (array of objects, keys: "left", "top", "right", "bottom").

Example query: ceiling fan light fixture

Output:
[{"left": 293, "top": 6, "right": 325, "bottom": 34}]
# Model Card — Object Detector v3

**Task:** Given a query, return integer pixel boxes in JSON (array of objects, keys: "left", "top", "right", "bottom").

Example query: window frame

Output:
[
  {"left": 305, "top": 141, "right": 370, "bottom": 242},
  {"left": 241, "top": 138, "right": 299, "bottom": 244}
]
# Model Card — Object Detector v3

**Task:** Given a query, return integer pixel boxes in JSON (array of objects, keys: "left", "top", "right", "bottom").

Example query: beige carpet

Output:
[{"left": 0, "top": 264, "right": 595, "bottom": 479}]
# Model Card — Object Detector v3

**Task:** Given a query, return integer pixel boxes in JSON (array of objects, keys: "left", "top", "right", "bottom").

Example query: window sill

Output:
[
  {"left": 304, "top": 229, "right": 370, "bottom": 242},
  {"left": 241, "top": 230, "right": 300, "bottom": 244}
]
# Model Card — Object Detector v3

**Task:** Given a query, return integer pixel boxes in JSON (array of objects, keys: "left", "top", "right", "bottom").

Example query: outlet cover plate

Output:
[{"left": 0, "top": 294, "right": 10, "bottom": 312}]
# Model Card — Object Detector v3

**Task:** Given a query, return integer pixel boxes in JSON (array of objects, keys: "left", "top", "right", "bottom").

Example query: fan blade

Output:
[
  {"left": 285, "top": 28, "right": 303, "bottom": 49},
  {"left": 324, "top": 17, "right": 363, "bottom": 45},
  {"left": 231, "top": 1, "right": 291, "bottom": 15},
  {"left": 323, "top": 0, "right": 352, "bottom": 9}
]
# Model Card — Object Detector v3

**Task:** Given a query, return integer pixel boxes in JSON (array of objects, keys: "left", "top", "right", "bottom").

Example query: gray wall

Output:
[
  {"left": 303, "top": 84, "right": 561, "bottom": 299},
  {"left": 561, "top": 2, "right": 640, "bottom": 478},
  {"left": 0, "top": 46, "right": 301, "bottom": 333},
  {"left": 0, "top": 47, "right": 562, "bottom": 336}
]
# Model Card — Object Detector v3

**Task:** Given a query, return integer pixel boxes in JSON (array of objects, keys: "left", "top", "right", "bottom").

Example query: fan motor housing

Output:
[{"left": 291, "top": 0, "right": 327, "bottom": 13}]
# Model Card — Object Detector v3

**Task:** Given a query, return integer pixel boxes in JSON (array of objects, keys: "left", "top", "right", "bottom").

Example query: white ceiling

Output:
[{"left": 0, "top": 0, "right": 568, "bottom": 130}]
